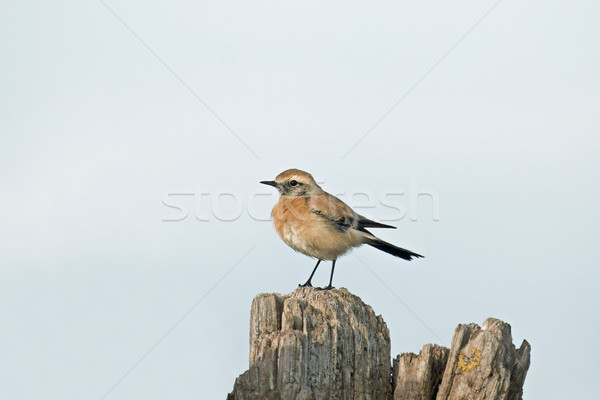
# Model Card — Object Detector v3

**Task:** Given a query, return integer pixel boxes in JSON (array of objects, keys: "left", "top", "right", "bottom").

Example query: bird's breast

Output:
[
  {"left": 271, "top": 197, "right": 311, "bottom": 245},
  {"left": 270, "top": 197, "right": 361, "bottom": 260}
]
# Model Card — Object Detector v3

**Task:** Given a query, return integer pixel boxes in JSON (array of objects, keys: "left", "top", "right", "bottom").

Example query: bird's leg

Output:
[
  {"left": 299, "top": 259, "right": 321, "bottom": 287},
  {"left": 323, "top": 259, "right": 336, "bottom": 290}
]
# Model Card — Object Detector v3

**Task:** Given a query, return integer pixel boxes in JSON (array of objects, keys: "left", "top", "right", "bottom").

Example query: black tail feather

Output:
[{"left": 367, "top": 239, "right": 423, "bottom": 261}]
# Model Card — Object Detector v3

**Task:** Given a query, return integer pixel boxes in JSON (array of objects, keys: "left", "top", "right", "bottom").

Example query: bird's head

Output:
[{"left": 260, "top": 169, "right": 321, "bottom": 197}]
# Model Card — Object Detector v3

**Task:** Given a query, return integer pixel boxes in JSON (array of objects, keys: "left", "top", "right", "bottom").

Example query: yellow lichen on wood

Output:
[{"left": 457, "top": 346, "right": 482, "bottom": 372}]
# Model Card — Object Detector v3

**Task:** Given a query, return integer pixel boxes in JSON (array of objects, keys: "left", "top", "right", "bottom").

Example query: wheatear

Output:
[{"left": 261, "top": 169, "right": 423, "bottom": 289}]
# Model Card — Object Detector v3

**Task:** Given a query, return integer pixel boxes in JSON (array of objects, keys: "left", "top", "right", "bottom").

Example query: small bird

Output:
[{"left": 261, "top": 169, "right": 423, "bottom": 289}]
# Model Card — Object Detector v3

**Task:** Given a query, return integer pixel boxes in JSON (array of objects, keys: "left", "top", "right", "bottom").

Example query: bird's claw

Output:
[{"left": 316, "top": 285, "right": 334, "bottom": 291}]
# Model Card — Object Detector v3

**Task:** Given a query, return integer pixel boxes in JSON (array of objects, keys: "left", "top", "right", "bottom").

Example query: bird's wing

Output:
[
  {"left": 309, "top": 193, "right": 397, "bottom": 233},
  {"left": 356, "top": 215, "right": 396, "bottom": 230},
  {"left": 309, "top": 192, "right": 358, "bottom": 233}
]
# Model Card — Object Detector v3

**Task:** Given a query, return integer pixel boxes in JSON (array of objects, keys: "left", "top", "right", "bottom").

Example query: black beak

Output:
[{"left": 260, "top": 180, "right": 278, "bottom": 188}]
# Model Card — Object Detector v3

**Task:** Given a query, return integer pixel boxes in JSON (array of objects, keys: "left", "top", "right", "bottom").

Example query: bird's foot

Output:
[
  {"left": 299, "top": 281, "right": 313, "bottom": 288},
  {"left": 317, "top": 285, "right": 335, "bottom": 291}
]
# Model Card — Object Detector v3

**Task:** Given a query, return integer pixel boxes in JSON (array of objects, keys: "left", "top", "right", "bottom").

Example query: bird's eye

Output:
[{"left": 290, "top": 180, "right": 298, "bottom": 186}]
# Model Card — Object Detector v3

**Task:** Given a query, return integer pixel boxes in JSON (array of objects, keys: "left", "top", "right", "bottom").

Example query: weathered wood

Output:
[
  {"left": 228, "top": 287, "right": 392, "bottom": 400},
  {"left": 393, "top": 344, "right": 449, "bottom": 400},
  {"left": 435, "top": 318, "right": 531, "bottom": 400},
  {"left": 228, "top": 290, "right": 531, "bottom": 400}
]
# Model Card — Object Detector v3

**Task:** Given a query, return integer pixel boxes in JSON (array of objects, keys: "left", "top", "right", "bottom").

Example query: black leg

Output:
[
  {"left": 299, "top": 259, "right": 321, "bottom": 287},
  {"left": 324, "top": 259, "right": 336, "bottom": 290}
]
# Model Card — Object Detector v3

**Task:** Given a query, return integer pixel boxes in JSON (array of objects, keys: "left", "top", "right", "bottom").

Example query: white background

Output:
[{"left": 1, "top": 1, "right": 598, "bottom": 399}]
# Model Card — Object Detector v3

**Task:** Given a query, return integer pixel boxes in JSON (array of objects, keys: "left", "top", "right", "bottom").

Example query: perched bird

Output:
[{"left": 261, "top": 169, "right": 423, "bottom": 289}]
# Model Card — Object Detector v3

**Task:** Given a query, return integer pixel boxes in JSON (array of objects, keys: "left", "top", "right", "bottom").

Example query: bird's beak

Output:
[{"left": 260, "top": 180, "right": 278, "bottom": 188}]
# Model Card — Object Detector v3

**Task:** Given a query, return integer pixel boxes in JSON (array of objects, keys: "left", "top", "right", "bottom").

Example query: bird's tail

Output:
[{"left": 365, "top": 238, "right": 423, "bottom": 261}]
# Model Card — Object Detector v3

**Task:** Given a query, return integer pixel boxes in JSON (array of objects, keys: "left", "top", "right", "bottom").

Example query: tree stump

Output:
[
  {"left": 227, "top": 289, "right": 531, "bottom": 400},
  {"left": 228, "top": 287, "right": 391, "bottom": 400},
  {"left": 393, "top": 344, "right": 449, "bottom": 400},
  {"left": 435, "top": 318, "right": 531, "bottom": 400}
]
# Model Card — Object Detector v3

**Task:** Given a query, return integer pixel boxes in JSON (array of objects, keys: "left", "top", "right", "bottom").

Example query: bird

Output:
[{"left": 260, "top": 168, "right": 423, "bottom": 289}]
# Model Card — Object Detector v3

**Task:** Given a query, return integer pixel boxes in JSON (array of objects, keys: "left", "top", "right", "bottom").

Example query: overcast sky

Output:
[{"left": 1, "top": 1, "right": 599, "bottom": 399}]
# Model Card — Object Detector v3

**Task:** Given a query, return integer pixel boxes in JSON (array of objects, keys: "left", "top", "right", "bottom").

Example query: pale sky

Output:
[{"left": 1, "top": 1, "right": 599, "bottom": 399}]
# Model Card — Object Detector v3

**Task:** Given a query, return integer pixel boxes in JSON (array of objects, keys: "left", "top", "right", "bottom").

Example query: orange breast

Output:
[
  {"left": 270, "top": 196, "right": 362, "bottom": 260},
  {"left": 271, "top": 196, "right": 311, "bottom": 238}
]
